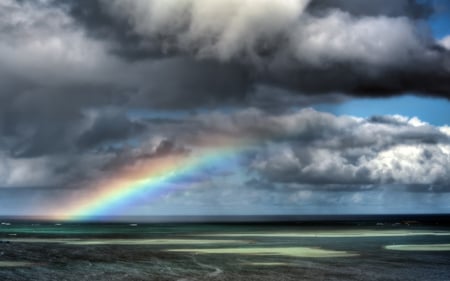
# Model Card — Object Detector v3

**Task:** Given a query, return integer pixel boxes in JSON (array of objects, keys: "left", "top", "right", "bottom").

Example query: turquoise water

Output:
[{"left": 0, "top": 223, "right": 449, "bottom": 280}]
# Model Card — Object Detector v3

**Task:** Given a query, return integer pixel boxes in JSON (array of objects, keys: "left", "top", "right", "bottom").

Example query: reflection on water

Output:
[{"left": 0, "top": 223, "right": 449, "bottom": 280}]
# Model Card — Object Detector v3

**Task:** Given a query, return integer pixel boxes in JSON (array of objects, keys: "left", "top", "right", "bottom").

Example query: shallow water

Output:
[{"left": 0, "top": 223, "right": 449, "bottom": 280}]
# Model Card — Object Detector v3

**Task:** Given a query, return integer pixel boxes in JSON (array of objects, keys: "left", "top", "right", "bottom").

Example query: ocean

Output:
[{"left": 0, "top": 217, "right": 449, "bottom": 280}]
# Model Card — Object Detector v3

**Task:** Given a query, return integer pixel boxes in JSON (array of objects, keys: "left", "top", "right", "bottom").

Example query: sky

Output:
[{"left": 0, "top": 0, "right": 450, "bottom": 220}]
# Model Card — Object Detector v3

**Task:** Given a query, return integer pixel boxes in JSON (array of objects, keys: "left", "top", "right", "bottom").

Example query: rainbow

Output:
[{"left": 56, "top": 144, "right": 247, "bottom": 221}]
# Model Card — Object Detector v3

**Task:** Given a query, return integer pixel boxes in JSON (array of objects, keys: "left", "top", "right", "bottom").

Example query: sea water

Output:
[{"left": 0, "top": 222, "right": 449, "bottom": 280}]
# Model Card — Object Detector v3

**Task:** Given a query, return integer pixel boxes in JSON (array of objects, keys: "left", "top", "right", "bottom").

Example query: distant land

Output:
[{"left": 1, "top": 214, "right": 450, "bottom": 225}]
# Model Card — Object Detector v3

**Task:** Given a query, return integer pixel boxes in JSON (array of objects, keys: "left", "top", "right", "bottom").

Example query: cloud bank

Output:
[
  {"left": 2, "top": 108, "right": 450, "bottom": 189},
  {"left": 197, "top": 108, "right": 450, "bottom": 186}
]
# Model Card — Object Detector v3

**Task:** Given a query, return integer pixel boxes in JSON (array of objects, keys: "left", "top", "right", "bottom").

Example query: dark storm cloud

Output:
[
  {"left": 57, "top": 0, "right": 434, "bottom": 59},
  {"left": 97, "top": 138, "right": 189, "bottom": 174},
  {"left": 76, "top": 108, "right": 145, "bottom": 150},
  {"left": 123, "top": 58, "right": 251, "bottom": 108},
  {"left": 54, "top": 0, "right": 162, "bottom": 61},
  {"left": 53, "top": 0, "right": 450, "bottom": 99},
  {"left": 0, "top": 0, "right": 128, "bottom": 156},
  {"left": 307, "top": 0, "right": 433, "bottom": 18},
  {"left": 0, "top": 85, "right": 127, "bottom": 158},
  {"left": 2, "top": 0, "right": 449, "bottom": 118},
  {"left": 246, "top": 86, "right": 348, "bottom": 112}
]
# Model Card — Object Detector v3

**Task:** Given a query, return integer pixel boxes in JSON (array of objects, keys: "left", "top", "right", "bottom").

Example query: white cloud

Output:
[
  {"left": 197, "top": 108, "right": 450, "bottom": 186},
  {"left": 366, "top": 144, "right": 450, "bottom": 184},
  {"left": 440, "top": 126, "right": 450, "bottom": 137},
  {"left": 440, "top": 35, "right": 450, "bottom": 50},
  {"left": 291, "top": 11, "right": 423, "bottom": 67}
]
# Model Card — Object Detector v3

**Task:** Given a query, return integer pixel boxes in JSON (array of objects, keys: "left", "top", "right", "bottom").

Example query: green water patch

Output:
[
  {"left": 167, "top": 247, "right": 357, "bottom": 258},
  {"left": 0, "top": 261, "right": 37, "bottom": 268},
  {"left": 384, "top": 244, "right": 450, "bottom": 251},
  {"left": 8, "top": 238, "right": 245, "bottom": 246},
  {"left": 199, "top": 230, "right": 450, "bottom": 238}
]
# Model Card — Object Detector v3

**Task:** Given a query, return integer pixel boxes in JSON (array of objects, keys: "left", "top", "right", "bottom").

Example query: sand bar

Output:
[
  {"left": 168, "top": 247, "right": 357, "bottom": 258},
  {"left": 0, "top": 261, "right": 36, "bottom": 268},
  {"left": 244, "top": 262, "right": 292, "bottom": 266},
  {"left": 384, "top": 244, "right": 450, "bottom": 251}
]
